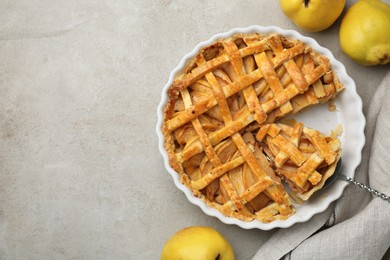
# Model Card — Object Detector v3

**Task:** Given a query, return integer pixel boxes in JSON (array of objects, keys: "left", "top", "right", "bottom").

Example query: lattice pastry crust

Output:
[{"left": 162, "top": 33, "right": 343, "bottom": 222}]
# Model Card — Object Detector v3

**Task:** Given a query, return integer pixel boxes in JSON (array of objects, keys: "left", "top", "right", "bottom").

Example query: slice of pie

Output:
[
  {"left": 162, "top": 33, "right": 343, "bottom": 223},
  {"left": 257, "top": 122, "right": 341, "bottom": 202}
]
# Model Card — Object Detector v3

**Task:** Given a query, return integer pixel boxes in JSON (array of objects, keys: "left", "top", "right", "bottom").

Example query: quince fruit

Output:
[
  {"left": 161, "top": 226, "right": 234, "bottom": 260},
  {"left": 279, "top": 0, "right": 346, "bottom": 32},
  {"left": 339, "top": 0, "right": 390, "bottom": 66}
]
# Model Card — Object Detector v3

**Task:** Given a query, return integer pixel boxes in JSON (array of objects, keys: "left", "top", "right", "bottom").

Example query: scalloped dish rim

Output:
[{"left": 156, "top": 25, "right": 366, "bottom": 230}]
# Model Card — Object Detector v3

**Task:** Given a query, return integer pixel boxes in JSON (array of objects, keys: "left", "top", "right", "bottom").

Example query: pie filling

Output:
[{"left": 162, "top": 33, "right": 343, "bottom": 223}]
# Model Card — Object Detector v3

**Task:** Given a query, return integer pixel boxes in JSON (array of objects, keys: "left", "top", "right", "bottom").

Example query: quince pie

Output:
[{"left": 162, "top": 33, "right": 343, "bottom": 223}]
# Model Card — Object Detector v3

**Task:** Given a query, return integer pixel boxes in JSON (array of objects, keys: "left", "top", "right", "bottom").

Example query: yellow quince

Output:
[
  {"left": 161, "top": 226, "right": 234, "bottom": 260},
  {"left": 279, "top": 0, "right": 346, "bottom": 32},
  {"left": 339, "top": 0, "right": 390, "bottom": 66}
]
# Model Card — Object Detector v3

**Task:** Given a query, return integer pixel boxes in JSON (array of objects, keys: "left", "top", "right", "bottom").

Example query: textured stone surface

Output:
[{"left": 0, "top": 0, "right": 389, "bottom": 259}]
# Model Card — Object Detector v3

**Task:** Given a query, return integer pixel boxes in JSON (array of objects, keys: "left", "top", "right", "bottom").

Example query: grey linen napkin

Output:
[{"left": 253, "top": 71, "right": 390, "bottom": 260}]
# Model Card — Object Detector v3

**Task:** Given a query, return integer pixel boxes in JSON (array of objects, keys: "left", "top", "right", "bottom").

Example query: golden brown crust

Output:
[{"left": 162, "top": 33, "right": 343, "bottom": 223}]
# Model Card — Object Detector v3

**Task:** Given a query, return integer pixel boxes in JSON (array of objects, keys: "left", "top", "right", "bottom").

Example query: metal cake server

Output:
[{"left": 323, "top": 158, "right": 390, "bottom": 203}]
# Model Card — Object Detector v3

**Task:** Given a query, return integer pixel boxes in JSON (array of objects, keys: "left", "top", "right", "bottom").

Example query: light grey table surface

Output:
[{"left": 1, "top": 0, "right": 389, "bottom": 259}]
